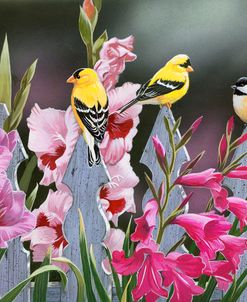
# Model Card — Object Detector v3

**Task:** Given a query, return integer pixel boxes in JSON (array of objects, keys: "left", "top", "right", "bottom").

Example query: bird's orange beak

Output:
[
  {"left": 186, "top": 66, "right": 194, "bottom": 72},
  {"left": 66, "top": 75, "right": 75, "bottom": 83}
]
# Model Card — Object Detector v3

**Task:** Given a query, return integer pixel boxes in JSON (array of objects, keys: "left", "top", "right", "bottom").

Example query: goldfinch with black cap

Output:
[
  {"left": 232, "top": 77, "right": 247, "bottom": 123},
  {"left": 119, "top": 54, "right": 194, "bottom": 113},
  {"left": 67, "top": 68, "right": 108, "bottom": 166}
]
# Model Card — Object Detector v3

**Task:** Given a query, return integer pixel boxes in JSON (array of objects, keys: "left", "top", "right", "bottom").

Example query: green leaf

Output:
[
  {"left": 121, "top": 276, "right": 133, "bottom": 302},
  {"left": 0, "top": 248, "right": 6, "bottom": 263},
  {"left": 0, "top": 265, "right": 67, "bottom": 302},
  {"left": 52, "top": 257, "right": 85, "bottom": 302},
  {"left": 33, "top": 249, "right": 51, "bottom": 302},
  {"left": 172, "top": 117, "right": 182, "bottom": 134},
  {"left": 144, "top": 172, "right": 159, "bottom": 202},
  {"left": 79, "top": 6, "right": 93, "bottom": 46},
  {"left": 198, "top": 277, "right": 217, "bottom": 302},
  {"left": 231, "top": 281, "right": 247, "bottom": 302},
  {"left": 175, "top": 129, "right": 193, "bottom": 150},
  {"left": 91, "top": 7, "right": 98, "bottom": 32},
  {"left": 93, "top": 30, "right": 108, "bottom": 63},
  {"left": 0, "top": 34, "right": 12, "bottom": 113},
  {"left": 25, "top": 183, "right": 39, "bottom": 210},
  {"left": 89, "top": 245, "right": 111, "bottom": 302},
  {"left": 105, "top": 248, "right": 122, "bottom": 301},
  {"left": 5, "top": 59, "right": 37, "bottom": 131},
  {"left": 19, "top": 155, "right": 37, "bottom": 193},
  {"left": 93, "top": 0, "right": 102, "bottom": 13},
  {"left": 78, "top": 209, "right": 97, "bottom": 302}
]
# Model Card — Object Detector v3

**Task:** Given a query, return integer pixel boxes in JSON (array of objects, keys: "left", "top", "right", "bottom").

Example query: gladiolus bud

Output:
[
  {"left": 83, "top": 0, "right": 96, "bottom": 21},
  {"left": 218, "top": 134, "right": 227, "bottom": 163},
  {"left": 236, "top": 133, "right": 247, "bottom": 146},
  {"left": 152, "top": 134, "right": 166, "bottom": 159},
  {"left": 226, "top": 116, "right": 234, "bottom": 136},
  {"left": 190, "top": 116, "right": 203, "bottom": 134}
]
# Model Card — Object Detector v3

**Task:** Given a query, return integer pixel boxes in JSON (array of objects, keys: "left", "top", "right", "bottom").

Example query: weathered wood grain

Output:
[
  {"left": 223, "top": 126, "right": 247, "bottom": 302},
  {"left": 0, "top": 103, "right": 30, "bottom": 302},
  {"left": 61, "top": 136, "right": 110, "bottom": 302}
]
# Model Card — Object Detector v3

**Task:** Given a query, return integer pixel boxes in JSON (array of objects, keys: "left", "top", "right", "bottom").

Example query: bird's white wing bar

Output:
[{"left": 157, "top": 79, "right": 179, "bottom": 90}]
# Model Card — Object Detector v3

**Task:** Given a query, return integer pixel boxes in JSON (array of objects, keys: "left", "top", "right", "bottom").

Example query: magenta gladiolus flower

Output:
[
  {"left": 175, "top": 169, "right": 223, "bottom": 192},
  {"left": 218, "top": 134, "right": 227, "bottom": 163},
  {"left": 0, "top": 128, "right": 18, "bottom": 170},
  {"left": 99, "top": 153, "right": 138, "bottom": 225},
  {"left": 190, "top": 116, "right": 203, "bottom": 134},
  {"left": 211, "top": 187, "right": 229, "bottom": 212},
  {"left": 228, "top": 197, "right": 247, "bottom": 231},
  {"left": 227, "top": 166, "right": 247, "bottom": 180},
  {"left": 131, "top": 199, "right": 158, "bottom": 244},
  {"left": 102, "top": 228, "right": 125, "bottom": 274},
  {"left": 0, "top": 171, "right": 35, "bottom": 248},
  {"left": 226, "top": 116, "right": 234, "bottom": 136},
  {"left": 152, "top": 134, "right": 166, "bottom": 159},
  {"left": 94, "top": 36, "right": 137, "bottom": 91},
  {"left": 161, "top": 252, "right": 204, "bottom": 302},
  {"left": 112, "top": 241, "right": 168, "bottom": 301},
  {"left": 203, "top": 260, "right": 233, "bottom": 291},
  {"left": 22, "top": 189, "right": 72, "bottom": 271},
  {"left": 100, "top": 83, "right": 142, "bottom": 165},
  {"left": 220, "top": 235, "right": 247, "bottom": 272},
  {"left": 27, "top": 104, "right": 80, "bottom": 186},
  {"left": 172, "top": 213, "right": 231, "bottom": 259}
]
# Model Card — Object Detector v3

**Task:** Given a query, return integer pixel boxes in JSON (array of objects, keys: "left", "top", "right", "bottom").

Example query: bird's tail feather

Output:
[
  {"left": 119, "top": 97, "right": 139, "bottom": 113},
  {"left": 88, "top": 144, "right": 101, "bottom": 167}
]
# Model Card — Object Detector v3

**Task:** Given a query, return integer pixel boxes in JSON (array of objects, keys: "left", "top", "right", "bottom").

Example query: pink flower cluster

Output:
[
  {"left": 0, "top": 129, "right": 35, "bottom": 248},
  {"left": 25, "top": 35, "right": 141, "bottom": 266}
]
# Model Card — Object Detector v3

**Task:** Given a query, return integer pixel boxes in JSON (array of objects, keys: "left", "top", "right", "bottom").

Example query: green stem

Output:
[
  {"left": 198, "top": 277, "right": 217, "bottom": 302},
  {"left": 0, "top": 248, "right": 6, "bottom": 263},
  {"left": 86, "top": 42, "right": 94, "bottom": 68}
]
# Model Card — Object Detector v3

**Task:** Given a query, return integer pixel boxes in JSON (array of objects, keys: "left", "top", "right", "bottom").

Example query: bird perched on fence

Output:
[
  {"left": 67, "top": 68, "right": 108, "bottom": 166},
  {"left": 232, "top": 77, "right": 247, "bottom": 123},
  {"left": 119, "top": 54, "right": 194, "bottom": 113}
]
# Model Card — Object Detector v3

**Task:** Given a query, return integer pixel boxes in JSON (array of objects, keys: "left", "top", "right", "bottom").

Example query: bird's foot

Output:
[{"left": 165, "top": 102, "right": 172, "bottom": 109}]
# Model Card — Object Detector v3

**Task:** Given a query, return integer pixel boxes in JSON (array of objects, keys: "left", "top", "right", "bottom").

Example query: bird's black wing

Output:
[
  {"left": 137, "top": 79, "right": 185, "bottom": 101},
  {"left": 74, "top": 97, "right": 108, "bottom": 143}
]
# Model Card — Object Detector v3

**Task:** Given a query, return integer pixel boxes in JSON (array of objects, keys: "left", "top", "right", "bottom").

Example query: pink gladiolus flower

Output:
[
  {"left": 100, "top": 83, "right": 142, "bottom": 165},
  {"left": 228, "top": 197, "right": 247, "bottom": 231},
  {"left": 0, "top": 171, "right": 35, "bottom": 248},
  {"left": 226, "top": 116, "right": 234, "bottom": 136},
  {"left": 99, "top": 153, "right": 138, "bottom": 225},
  {"left": 161, "top": 252, "right": 204, "bottom": 302},
  {"left": 172, "top": 213, "right": 231, "bottom": 259},
  {"left": 22, "top": 189, "right": 72, "bottom": 271},
  {"left": 227, "top": 166, "right": 247, "bottom": 180},
  {"left": 94, "top": 36, "right": 137, "bottom": 91},
  {"left": 27, "top": 104, "right": 80, "bottom": 186},
  {"left": 190, "top": 116, "right": 203, "bottom": 134},
  {"left": 102, "top": 228, "right": 125, "bottom": 274},
  {"left": 203, "top": 260, "right": 233, "bottom": 291},
  {"left": 220, "top": 235, "right": 247, "bottom": 272},
  {"left": 112, "top": 241, "right": 168, "bottom": 301},
  {"left": 0, "top": 128, "right": 18, "bottom": 170},
  {"left": 82, "top": 0, "right": 95, "bottom": 21},
  {"left": 211, "top": 187, "right": 229, "bottom": 212},
  {"left": 131, "top": 199, "right": 158, "bottom": 244},
  {"left": 218, "top": 134, "right": 227, "bottom": 163},
  {"left": 175, "top": 169, "right": 223, "bottom": 192},
  {"left": 152, "top": 134, "right": 166, "bottom": 159}
]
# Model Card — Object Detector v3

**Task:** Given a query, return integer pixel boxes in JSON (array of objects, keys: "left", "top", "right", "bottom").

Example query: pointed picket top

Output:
[
  {"left": 61, "top": 136, "right": 110, "bottom": 301},
  {"left": 140, "top": 107, "right": 190, "bottom": 253},
  {"left": 223, "top": 126, "right": 247, "bottom": 302},
  {"left": 0, "top": 103, "right": 30, "bottom": 302}
]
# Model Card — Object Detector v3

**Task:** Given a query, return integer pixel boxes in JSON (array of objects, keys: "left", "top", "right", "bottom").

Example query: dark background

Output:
[{"left": 0, "top": 0, "right": 247, "bottom": 213}]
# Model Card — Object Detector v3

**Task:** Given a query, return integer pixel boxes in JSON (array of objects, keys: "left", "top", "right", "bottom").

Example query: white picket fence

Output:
[{"left": 0, "top": 103, "right": 245, "bottom": 301}]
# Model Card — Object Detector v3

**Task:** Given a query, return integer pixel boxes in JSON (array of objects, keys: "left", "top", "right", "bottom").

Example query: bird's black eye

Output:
[
  {"left": 73, "top": 68, "right": 84, "bottom": 79},
  {"left": 179, "top": 59, "right": 191, "bottom": 68}
]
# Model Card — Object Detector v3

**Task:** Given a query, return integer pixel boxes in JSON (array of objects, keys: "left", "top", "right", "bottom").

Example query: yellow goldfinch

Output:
[
  {"left": 67, "top": 68, "right": 108, "bottom": 166},
  {"left": 232, "top": 77, "right": 247, "bottom": 123},
  {"left": 119, "top": 54, "right": 194, "bottom": 113}
]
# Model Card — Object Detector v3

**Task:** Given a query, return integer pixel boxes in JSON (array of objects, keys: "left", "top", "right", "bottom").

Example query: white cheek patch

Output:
[{"left": 237, "top": 85, "right": 247, "bottom": 94}]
